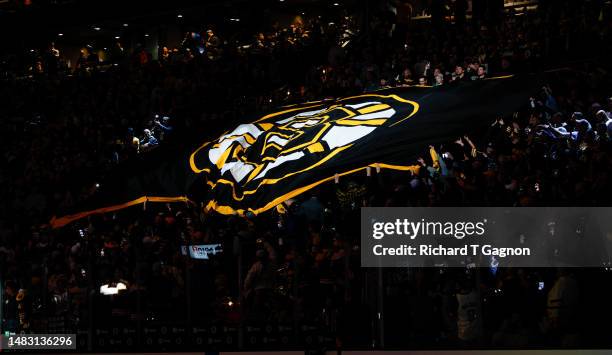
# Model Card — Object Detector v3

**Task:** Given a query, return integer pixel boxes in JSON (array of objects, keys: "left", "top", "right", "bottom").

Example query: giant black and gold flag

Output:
[{"left": 51, "top": 76, "right": 537, "bottom": 227}]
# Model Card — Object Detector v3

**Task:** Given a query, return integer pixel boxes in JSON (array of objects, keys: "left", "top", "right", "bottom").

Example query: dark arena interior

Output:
[{"left": 1, "top": 0, "right": 612, "bottom": 354}]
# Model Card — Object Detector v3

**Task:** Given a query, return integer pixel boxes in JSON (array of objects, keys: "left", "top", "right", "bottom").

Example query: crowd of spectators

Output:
[{"left": 1, "top": 0, "right": 611, "bottom": 350}]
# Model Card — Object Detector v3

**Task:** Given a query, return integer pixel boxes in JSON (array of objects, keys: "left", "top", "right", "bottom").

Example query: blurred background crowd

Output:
[{"left": 0, "top": 0, "right": 611, "bottom": 351}]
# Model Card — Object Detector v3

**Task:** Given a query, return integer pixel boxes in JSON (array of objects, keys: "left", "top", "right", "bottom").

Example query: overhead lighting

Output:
[
  {"left": 93, "top": 26, "right": 101, "bottom": 31},
  {"left": 144, "top": 33, "right": 150, "bottom": 37},
  {"left": 177, "top": 14, "right": 183, "bottom": 18},
  {"left": 123, "top": 23, "right": 129, "bottom": 27},
  {"left": 58, "top": 33, "right": 64, "bottom": 37},
  {"left": 333, "top": 2, "right": 340, "bottom": 6},
  {"left": 115, "top": 36, "right": 120, "bottom": 39}
]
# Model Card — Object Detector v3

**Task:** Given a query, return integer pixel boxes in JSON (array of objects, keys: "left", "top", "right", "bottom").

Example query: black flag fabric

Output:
[
  {"left": 50, "top": 144, "right": 198, "bottom": 228},
  {"left": 191, "top": 76, "right": 537, "bottom": 215},
  {"left": 51, "top": 76, "right": 537, "bottom": 228}
]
